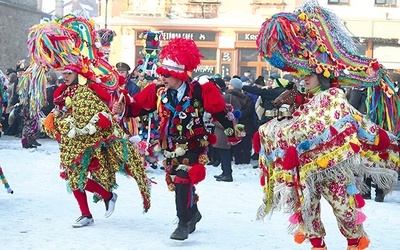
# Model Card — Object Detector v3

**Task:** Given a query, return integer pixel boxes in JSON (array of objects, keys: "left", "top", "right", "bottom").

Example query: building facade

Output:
[
  {"left": 96, "top": 0, "right": 400, "bottom": 80},
  {"left": 0, "top": 0, "right": 49, "bottom": 71}
]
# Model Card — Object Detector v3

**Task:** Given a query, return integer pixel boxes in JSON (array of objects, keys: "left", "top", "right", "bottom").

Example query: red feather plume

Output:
[{"left": 158, "top": 38, "right": 204, "bottom": 72}]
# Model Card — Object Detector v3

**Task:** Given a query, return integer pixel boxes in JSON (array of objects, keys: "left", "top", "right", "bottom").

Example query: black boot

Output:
[
  {"left": 216, "top": 175, "right": 233, "bottom": 182},
  {"left": 212, "top": 160, "right": 221, "bottom": 167},
  {"left": 29, "top": 138, "right": 41, "bottom": 146},
  {"left": 188, "top": 211, "right": 202, "bottom": 234},
  {"left": 170, "top": 222, "right": 189, "bottom": 240}
]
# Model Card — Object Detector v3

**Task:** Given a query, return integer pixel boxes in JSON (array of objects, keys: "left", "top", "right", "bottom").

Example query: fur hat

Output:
[
  {"left": 156, "top": 38, "right": 204, "bottom": 81},
  {"left": 230, "top": 78, "right": 243, "bottom": 89}
]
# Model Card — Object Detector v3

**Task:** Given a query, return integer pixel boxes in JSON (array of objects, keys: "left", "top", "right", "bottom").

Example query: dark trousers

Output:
[
  {"left": 232, "top": 134, "right": 252, "bottom": 164},
  {"left": 175, "top": 169, "right": 199, "bottom": 223},
  {"left": 365, "top": 177, "right": 384, "bottom": 196},
  {"left": 219, "top": 148, "right": 232, "bottom": 176}
]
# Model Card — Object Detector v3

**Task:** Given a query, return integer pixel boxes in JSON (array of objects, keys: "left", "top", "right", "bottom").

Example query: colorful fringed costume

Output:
[
  {"left": 117, "top": 37, "right": 241, "bottom": 240},
  {"left": 24, "top": 13, "right": 150, "bottom": 224},
  {"left": 255, "top": 1, "right": 400, "bottom": 249}
]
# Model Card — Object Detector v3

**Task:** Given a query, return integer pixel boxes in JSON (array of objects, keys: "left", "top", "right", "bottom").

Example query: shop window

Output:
[
  {"left": 199, "top": 48, "right": 217, "bottom": 60},
  {"left": 239, "top": 48, "right": 259, "bottom": 62},
  {"left": 375, "top": 0, "right": 396, "bottom": 5},
  {"left": 328, "top": 0, "right": 350, "bottom": 4}
]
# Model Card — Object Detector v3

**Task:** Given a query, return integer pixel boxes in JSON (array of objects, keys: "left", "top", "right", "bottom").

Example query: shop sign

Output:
[
  {"left": 137, "top": 31, "right": 216, "bottom": 42},
  {"left": 237, "top": 33, "right": 258, "bottom": 41}
]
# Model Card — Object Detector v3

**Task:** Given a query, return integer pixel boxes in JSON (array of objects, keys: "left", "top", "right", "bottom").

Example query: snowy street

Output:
[{"left": 1, "top": 135, "right": 399, "bottom": 250}]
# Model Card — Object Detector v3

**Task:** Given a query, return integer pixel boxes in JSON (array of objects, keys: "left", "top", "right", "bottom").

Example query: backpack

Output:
[{"left": 255, "top": 96, "right": 265, "bottom": 121}]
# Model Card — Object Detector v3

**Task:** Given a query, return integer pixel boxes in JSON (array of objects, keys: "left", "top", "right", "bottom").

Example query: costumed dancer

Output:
[
  {"left": 113, "top": 37, "right": 244, "bottom": 241},
  {"left": 25, "top": 13, "right": 150, "bottom": 227},
  {"left": 254, "top": 1, "right": 400, "bottom": 249}
]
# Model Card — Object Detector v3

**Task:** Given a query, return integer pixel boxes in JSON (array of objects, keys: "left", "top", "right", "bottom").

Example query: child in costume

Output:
[
  {"left": 254, "top": 1, "right": 400, "bottom": 249},
  {"left": 24, "top": 13, "right": 151, "bottom": 227},
  {"left": 113, "top": 37, "right": 244, "bottom": 241}
]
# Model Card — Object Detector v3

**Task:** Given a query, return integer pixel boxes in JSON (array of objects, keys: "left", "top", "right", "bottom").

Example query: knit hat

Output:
[
  {"left": 230, "top": 78, "right": 243, "bottom": 89},
  {"left": 240, "top": 76, "right": 250, "bottom": 83},
  {"left": 156, "top": 38, "right": 204, "bottom": 81}
]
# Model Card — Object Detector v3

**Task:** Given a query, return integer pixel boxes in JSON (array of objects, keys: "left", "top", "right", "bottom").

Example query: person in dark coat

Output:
[
  {"left": 225, "top": 78, "right": 256, "bottom": 166},
  {"left": 242, "top": 75, "right": 286, "bottom": 126}
]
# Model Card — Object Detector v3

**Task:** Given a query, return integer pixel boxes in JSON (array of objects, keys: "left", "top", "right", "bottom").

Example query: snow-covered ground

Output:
[{"left": 1, "top": 135, "right": 399, "bottom": 250}]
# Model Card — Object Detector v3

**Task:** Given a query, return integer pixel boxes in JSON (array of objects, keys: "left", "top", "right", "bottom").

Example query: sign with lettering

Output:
[
  {"left": 137, "top": 31, "right": 216, "bottom": 42},
  {"left": 194, "top": 65, "right": 215, "bottom": 74},
  {"left": 237, "top": 33, "right": 258, "bottom": 41}
]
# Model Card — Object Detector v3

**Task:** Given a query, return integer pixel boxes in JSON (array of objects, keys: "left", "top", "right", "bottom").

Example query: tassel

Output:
[
  {"left": 354, "top": 194, "right": 365, "bottom": 208},
  {"left": 358, "top": 236, "right": 370, "bottom": 250},
  {"left": 294, "top": 231, "right": 306, "bottom": 244},
  {"left": 355, "top": 210, "right": 367, "bottom": 225},
  {"left": 253, "top": 131, "right": 261, "bottom": 153},
  {"left": 378, "top": 152, "right": 389, "bottom": 161},
  {"left": 375, "top": 128, "right": 390, "bottom": 150},
  {"left": 329, "top": 126, "right": 338, "bottom": 136},
  {"left": 282, "top": 146, "right": 299, "bottom": 170},
  {"left": 316, "top": 158, "right": 329, "bottom": 168},
  {"left": 289, "top": 212, "right": 302, "bottom": 224},
  {"left": 346, "top": 183, "right": 358, "bottom": 195},
  {"left": 349, "top": 142, "right": 361, "bottom": 153},
  {"left": 260, "top": 175, "right": 265, "bottom": 186},
  {"left": 298, "top": 141, "right": 310, "bottom": 150},
  {"left": 348, "top": 195, "right": 355, "bottom": 209}
]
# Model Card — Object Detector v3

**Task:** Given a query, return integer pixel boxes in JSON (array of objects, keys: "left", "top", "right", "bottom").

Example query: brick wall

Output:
[{"left": 0, "top": 0, "right": 43, "bottom": 71}]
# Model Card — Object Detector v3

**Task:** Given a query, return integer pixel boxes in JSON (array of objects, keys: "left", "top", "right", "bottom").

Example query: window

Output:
[
  {"left": 199, "top": 48, "right": 217, "bottom": 60},
  {"left": 375, "top": 0, "right": 396, "bottom": 4},
  {"left": 239, "top": 49, "right": 259, "bottom": 62},
  {"left": 328, "top": 0, "right": 350, "bottom": 4}
]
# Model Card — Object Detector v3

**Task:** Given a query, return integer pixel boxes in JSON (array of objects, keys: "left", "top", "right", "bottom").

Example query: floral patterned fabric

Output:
[
  {"left": 44, "top": 83, "right": 151, "bottom": 211},
  {"left": 257, "top": 87, "right": 399, "bottom": 239}
]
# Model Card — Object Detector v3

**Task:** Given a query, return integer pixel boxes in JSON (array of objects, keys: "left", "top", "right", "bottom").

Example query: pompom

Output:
[
  {"left": 298, "top": 141, "right": 310, "bottom": 150},
  {"left": 355, "top": 210, "right": 367, "bottom": 225},
  {"left": 98, "top": 113, "right": 111, "bottom": 129},
  {"left": 282, "top": 146, "right": 299, "bottom": 170},
  {"left": 354, "top": 193, "right": 366, "bottom": 208},
  {"left": 233, "top": 109, "right": 242, "bottom": 119},
  {"left": 346, "top": 183, "right": 358, "bottom": 195},
  {"left": 358, "top": 236, "right": 370, "bottom": 250},
  {"left": 289, "top": 212, "right": 302, "bottom": 224},
  {"left": 188, "top": 163, "right": 206, "bottom": 185},
  {"left": 294, "top": 231, "right": 306, "bottom": 244}
]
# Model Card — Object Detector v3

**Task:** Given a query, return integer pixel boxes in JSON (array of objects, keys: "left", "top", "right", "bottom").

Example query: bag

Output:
[{"left": 255, "top": 96, "right": 265, "bottom": 120}]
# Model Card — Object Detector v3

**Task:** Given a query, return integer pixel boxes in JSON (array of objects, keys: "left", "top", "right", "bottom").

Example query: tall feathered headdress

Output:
[
  {"left": 156, "top": 37, "right": 204, "bottom": 81},
  {"left": 19, "top": 13, "right": 119, "bottom": 116},
  {"left": 257, "top": 0, "right": 400, "bottom": 135}
]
